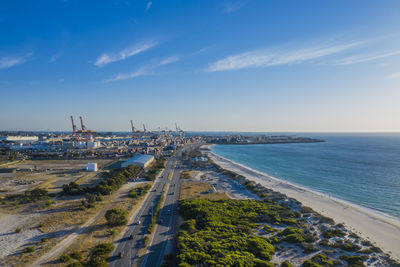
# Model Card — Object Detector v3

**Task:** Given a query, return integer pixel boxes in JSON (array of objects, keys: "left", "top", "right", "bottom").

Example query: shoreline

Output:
[{"left": 205, "top": 145, "right": 400, "bottom": 261}]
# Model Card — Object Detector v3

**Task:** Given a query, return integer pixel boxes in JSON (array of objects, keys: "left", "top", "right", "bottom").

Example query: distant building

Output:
[
  {"left": 87, "top": 163, "right": 98, "bottom": 172},
  {"left": 1, "top": 136, "right": 39, "bottom": 143},
  {"left": 121, "top": 154, "right": 154, "bottom": 169},
  {"left": 87, "top": 141, "right": 101, "bottom": 148}
]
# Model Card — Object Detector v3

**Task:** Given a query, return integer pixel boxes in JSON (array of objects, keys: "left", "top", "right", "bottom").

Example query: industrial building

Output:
[
  {"left": 0, "top": 136, "right": 39, "bottom": 143},
  {"left": 87, "top": 163, "right": 98, "bottom": 172},
  {"left": 121, "top": 154, "right": 154, "bottom": 169}
]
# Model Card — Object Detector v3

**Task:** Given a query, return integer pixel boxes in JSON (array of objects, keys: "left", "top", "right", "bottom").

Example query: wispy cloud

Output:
[
  {"left": 104, "top": 56, "right": 179, "bottom": 82},
  {"left": 95, "top": 41, "right": 159, "bottom": 67},
  {"left": 385, "top": 72, "right": 400, "bottom": 79},
  {"left": 49, "top": 53, "right": 61, "bottom": 63},
  {"left": 145, "top": 2, "right": 152, "bottom": 11},
  {"left": 206, "top": 41, "right": 363, "bottom": 72},
  {"left": 221, "top": 1, "right": 245, "bottom": 13},
  {"left": 0, "top": 53, "right": 32, "bottom": 69},
  {"left": 331, "top": 50, "right": 400, "bottom": 66}
]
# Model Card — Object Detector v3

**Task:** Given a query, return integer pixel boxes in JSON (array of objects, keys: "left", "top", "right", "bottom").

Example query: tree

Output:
[{"left": 105, "top": 208, "right": 127, "bottom": 226}]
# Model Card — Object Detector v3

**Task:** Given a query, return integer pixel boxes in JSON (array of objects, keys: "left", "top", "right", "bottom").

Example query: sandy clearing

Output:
[{"left": 0, "top": 213, "right": 42, "bottom": 261}]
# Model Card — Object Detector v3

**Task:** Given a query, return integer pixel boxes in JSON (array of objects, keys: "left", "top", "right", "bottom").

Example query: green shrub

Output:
[
  {"left": 281, "top": 261, "right": 293, "bottom": 267},
  {"left": 319, "top": 216, "right": 335, "bottom": 224},
  {"left": 278, "top": 227, "right": 305, "bottom": 243},
  {"left": 60, "top": 254, "right": 71, "bottom": 262},
  {"left": 70, "top": 251, "right": 82, "bottom": 260},
  {"left": 15, "top": 228, "right": 21, "bottom": 233},
  {"left": 357, "top": 248, "right": 373, "bottom": 254},
  {"left": 67, "top": 262, "right": 84, "bottom": 267},
  {"left": 322, "top": 229, "right": 345, "bottom": 238},
  {"left": 177, "top": 199, "right": 277, "bottom": 266},
  {"left": 144, "top": 236, "right": 149, "bottom": 247},
  {"left": 24, "top": 246, "right": 35, "bottom": 253},
  {"left": 89, "top": 242, "right": 114, "bottom": 266},
  {"left": 40, "top": 237, "right": 48, "bottom": 243},
  {"left": 341, "top": 242, "right": 361, "bottom": 252},
  {"left": 302, "top": 259, "right": 322, "bottom": 267},
  {"left": 311, "top": 253, "right": 333, "bottom": 266},
  {"left": 339, "top": 255, "right": 367, "bottom": 266},
  {"left": 105, "top": 208, "right": 127, "bottom": 226}
]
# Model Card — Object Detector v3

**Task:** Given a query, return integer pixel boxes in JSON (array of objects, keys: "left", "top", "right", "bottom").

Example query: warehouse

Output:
[{"left": 121, "top": 154, "right": 154, "bottom": 169}]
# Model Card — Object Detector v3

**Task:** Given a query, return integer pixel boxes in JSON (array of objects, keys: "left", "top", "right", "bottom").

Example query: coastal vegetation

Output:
[
  {"left": 177, "top": 198, "right": 278, "bottom": 266},
  {"left": 174, "top": 151, "right": 400, "bottom": 266},
  {"left": 144, "top": 158, "right": 166, "bottom": 181}
]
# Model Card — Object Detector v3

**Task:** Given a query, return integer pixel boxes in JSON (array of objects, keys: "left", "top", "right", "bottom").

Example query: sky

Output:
[{"left": 1, "top": 0, "right": 400, "bottom": 132}]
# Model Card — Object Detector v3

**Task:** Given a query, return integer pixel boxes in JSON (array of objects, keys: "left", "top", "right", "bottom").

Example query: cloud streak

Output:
[
  {"left": 95, "top": 41, "right": 159, "bottom": 67},
  {"left": 104, "top": 56, "right": 179, "bottom": 82},
  {"left": 206, "top": 41, "right": 363, "bottom": 72},
  {"left": 146, "top": 2, "right": 152, "bottom": 11},
  {"left": 385, "top": 72, "right": 400, "bottom": 79},
  {"left": 49, "top": 53, "right": 61, "bottom": 63},
  {"left": 331, "top": 50, "right": 400, "bottom": 65},
  {"left": 0, "top": 53, "right": 32, "bottom": 69},
  {"left": 221, "top": 1, "right": 245, "bottom": 13}
]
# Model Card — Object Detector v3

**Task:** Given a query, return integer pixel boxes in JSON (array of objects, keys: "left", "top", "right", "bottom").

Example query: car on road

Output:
[
  {"left": 129, "top": 234, "right": 133, "bottom": 240},
  {"left": 118, "top": 252, "right": 123, "bottom": 258},
  {"left": 136, "top": 220, "right": 141, "bottom": 225}
]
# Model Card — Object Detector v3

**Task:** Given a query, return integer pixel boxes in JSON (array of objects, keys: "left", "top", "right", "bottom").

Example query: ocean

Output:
[{"left": 211, "top": 133, "right": 400, "bottom": 220}]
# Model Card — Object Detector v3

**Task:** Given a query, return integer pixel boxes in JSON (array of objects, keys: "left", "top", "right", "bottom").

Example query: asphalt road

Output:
[{"left": 109, "top": 146, "right": 190, "bottom": 267}]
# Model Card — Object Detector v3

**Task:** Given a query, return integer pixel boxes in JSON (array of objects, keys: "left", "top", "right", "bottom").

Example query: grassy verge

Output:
[
  {"left": 147, "top": 184, "right": 169, "bottom": 234},
  {"left": 143, "top": 159, "right": 166, "bottom": 181}
]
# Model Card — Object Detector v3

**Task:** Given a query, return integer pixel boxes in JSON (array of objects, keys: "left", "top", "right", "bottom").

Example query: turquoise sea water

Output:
[{"left": 211, "top": 133, "right": 400, "bottom": 219}]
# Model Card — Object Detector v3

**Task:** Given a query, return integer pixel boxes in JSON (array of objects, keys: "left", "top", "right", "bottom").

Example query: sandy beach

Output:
[{"left": 206, "top": 147, "right": 400, "bottom": 261}]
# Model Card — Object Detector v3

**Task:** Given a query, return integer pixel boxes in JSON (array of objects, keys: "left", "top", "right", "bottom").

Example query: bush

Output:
[
  {"left": 311, "top": 254, "right": 333, "bottom": 266},
  {"left": 24, "top": 246, "right": 35, "bottom": 253},
  {"left": 281, "top": 261, "right": 293, "bottom": 267},
  {"left": 341, "top": 242, "right": 361, "bottom": 252},
  {"left": 278, "top": 227, "right": 306, "bottom": 243},
  {"left": 38, "top": 223, "right": 44, "bottom": 228},
  {"left": 92, "top": 242, "right": 114, "bottom": 255},
  {"left": 177, "top": 199, "right": 277, "bottom": 266},
  {"left": 339, "top": 255, "right": 367, "bottom": 266},
  {"left": 15, "top": 228, "right": 21, "bottom": 233},
  {"left": 40, "top": 237, "right": 48, "bottom": 243},
  {"left": 302, "top": 260, "right": 322, "bottom": 267},
  {"left": 70, "top": 251, "right": 82, "bottom": 260},
  {"left": 67, "top": 262, "right": 84, "bottom": 267},
  {"left": 357, "top": 248, "right": 373, "bottom": 254},
  {"left": 144, "top": 236, "right": 149, "bottom": 247},
  {"left": 89, "top": 242, "right": 114, "bottom": 267},
  {"left": 322, "top": 229, "right": 345, "bottom": 239},
  {"left": 60, "top": 254, "right": 71, "bottom": 263},
  {"left": 63, "top": 181, "right": 83, "bottom": 195},
  {"left": 105, "top": 208, "right": 127, "bottom": 226}
]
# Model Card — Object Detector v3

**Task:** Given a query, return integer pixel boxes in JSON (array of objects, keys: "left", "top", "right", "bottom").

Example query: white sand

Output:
[
  {"left": 0, "top": 213, "right": 42, "bottom": 260},
  {"left": 207, "top": 150, "right": 400, "bottom": 260}
]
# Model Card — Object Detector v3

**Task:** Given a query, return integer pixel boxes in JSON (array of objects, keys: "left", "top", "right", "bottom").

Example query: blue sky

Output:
[{"left": 1, "top": 0, "right": 400, "bottom": 132}]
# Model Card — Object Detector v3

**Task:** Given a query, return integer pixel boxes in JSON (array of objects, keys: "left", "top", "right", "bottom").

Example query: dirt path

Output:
[{"left": 31, "top": 182, "right": 144, "bottom": 266}]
